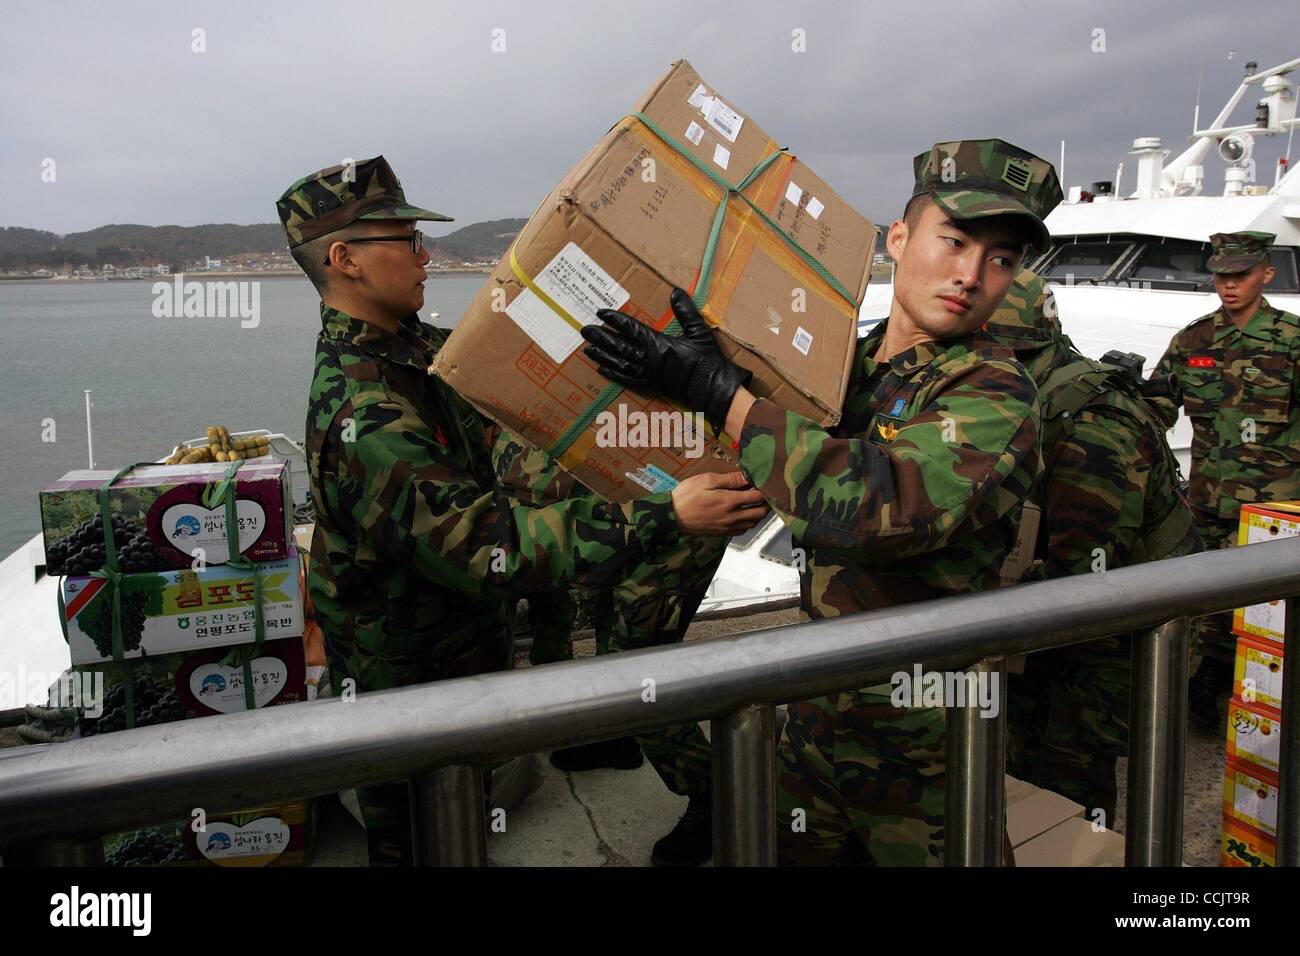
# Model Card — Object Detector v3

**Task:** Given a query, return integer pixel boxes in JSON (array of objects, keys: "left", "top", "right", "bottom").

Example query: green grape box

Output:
[
  {"left": 39, "top": 459, "right": 292, "bottom": 576},
  {"left": 75, "top": 634, "right": 309, "bottom": 736},
  {"left": 61, "top": 547, "right": 303, "bottom": 665},
  {"left": 102, "top": 799, "right": 317, "bottom": 867}
]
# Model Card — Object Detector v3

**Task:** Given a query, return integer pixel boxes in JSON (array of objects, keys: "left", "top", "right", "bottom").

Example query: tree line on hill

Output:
[{"left": 0, "top": 219, "right": 527, "bottom": 271}]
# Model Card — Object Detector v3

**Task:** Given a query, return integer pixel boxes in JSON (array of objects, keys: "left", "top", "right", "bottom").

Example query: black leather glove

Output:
[{"left": 581, "top": 288, "right": 752, "bottom": 432}]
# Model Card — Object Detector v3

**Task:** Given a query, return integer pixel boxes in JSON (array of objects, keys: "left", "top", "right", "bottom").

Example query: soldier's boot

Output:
[
  {"left": 650, "top": 790, "right": 712, "bottom": 867},
  {"left": 550, "top": 736, "right": 644, "bottom": 772},
  {"left": 1188, "top": 656, "right": 1233, "bottom": 733}
]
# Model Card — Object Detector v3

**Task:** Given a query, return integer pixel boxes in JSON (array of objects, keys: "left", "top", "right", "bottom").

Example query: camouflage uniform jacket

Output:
[
  {"left": 1034, "top": 381, "right": 1197, "bottom": 577},
  {"left": 988, "top": 271, "right": 1197, "bottom": 575},
  {"left": 305, "top": 303, "right": 679, "bottom": 691},
  {"left": 737, "top": 321, "right": 1041, "bottom": 615},
  {"left": 1153, "top": 298, "right": 1300, "bottom": 518}
]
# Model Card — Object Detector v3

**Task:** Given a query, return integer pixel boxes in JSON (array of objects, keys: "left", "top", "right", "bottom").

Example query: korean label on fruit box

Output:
[{"left": 62, "top": 550, "right": 304, "bottom": 664}]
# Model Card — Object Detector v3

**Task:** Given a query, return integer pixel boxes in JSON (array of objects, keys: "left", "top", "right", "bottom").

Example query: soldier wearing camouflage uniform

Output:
[
  {"left": 583, "top": 139, "right": 1060, "bottom": 865},
  {"left": 277, "top": 156, "right": 766, "bottom": 865},
  {"left": 987, "top": 269, "right": 1200, "bottom": 821},
  {"left": 1151, "top": 231, "right": 1300, "bottom": 731},
  {"left": 490, "top": 428, "right": 727, "bottom": 865}
]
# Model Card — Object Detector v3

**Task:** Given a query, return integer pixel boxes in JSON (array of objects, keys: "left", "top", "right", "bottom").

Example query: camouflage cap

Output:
[
  {"left": 276, "top": 155, "right": 452, "bottom": 248},
  {"left": 1207, "top": 230, "right": 1275, "bottom": 274},
  {"left": 911, "top": 139, "right": 1063, "bottom": 252}
]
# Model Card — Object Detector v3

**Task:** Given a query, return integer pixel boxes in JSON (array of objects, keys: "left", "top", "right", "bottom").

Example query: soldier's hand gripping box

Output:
[
  {"left": 1232, "top": 502, "right": 1299, "bottom": 645},
  {"left": 432, "top": 59, "right": 879, "bottom": 501}
]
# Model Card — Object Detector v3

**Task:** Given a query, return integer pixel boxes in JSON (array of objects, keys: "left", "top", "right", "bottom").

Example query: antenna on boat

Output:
[
  {"left": 83, "top": 390, "right": 95, "bottom": 469},
  {"left": 1059, "top": 139, "right": 1066, "bottom": 185},
  {"left": 1193, "top": 51, "right": 1206, "bottom": 135}
]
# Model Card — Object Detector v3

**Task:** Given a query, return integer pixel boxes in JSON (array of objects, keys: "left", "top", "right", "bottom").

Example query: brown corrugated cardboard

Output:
[
  {"left": 432, "top": 59, "right": 878, "bottom": 501},
  {"left": 1014, "top": 816, "right": 1126, "bottom": 867},
  {"left": 1005, "top": 774, "right": 1086, "bottom": 848}
]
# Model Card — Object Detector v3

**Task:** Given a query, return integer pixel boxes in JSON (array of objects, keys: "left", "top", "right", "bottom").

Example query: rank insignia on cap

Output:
[{"left": 1001, "top": 157, "right": 1033, "bottom": 192}]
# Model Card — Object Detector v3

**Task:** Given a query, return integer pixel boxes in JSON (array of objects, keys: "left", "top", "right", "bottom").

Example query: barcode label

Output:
[
  {"left": 684, "top": 121, "right": 705, "bottom": 145},
  {"left": 704, "top": 97, "right": 743, "bottom": 143},
  {"left": 792, "top": 326, "right": 813, "bottom": 356}
]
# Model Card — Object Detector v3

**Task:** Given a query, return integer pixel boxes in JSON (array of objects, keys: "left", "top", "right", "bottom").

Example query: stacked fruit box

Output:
[
  {"left": 40, "top": 459, "right": 318, "bottom": 866},
  {"left": 1220, "top": 502, "right": 1297, "bottom": 867}
]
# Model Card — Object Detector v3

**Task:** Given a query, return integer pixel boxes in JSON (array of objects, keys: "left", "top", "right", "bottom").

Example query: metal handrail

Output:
[{"left": 2, "top": 535, "right": 1298, "bottom": 866}]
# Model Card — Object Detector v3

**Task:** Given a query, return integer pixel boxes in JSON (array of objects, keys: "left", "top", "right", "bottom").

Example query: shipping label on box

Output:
[
  {"left": 432, "top": 59, "right": 878, "bottom": 501},
  {"left": 1232, "top": 503, "right": 1298, "bottom": 644},
  {"left": 75, "top": 635, "right": 308, "bottom": 735},
  {"left": 1226, "top": 697, "right": 1282, "bottom": 773},
  {"left": 1221, "top": 815, "right": 1275, "bottom": 868},
  {"left": 1234, "top": 636, "right": 1285, "bottom": 710},
  {"left": 63, "top": 547, "right": 303, "bottom": 665},
  {"left": 1223, "top": 758, "right": 1279, "bottom": 837},
  {"left": 40, "top": 460, "right": 293, "bottom": 575}
]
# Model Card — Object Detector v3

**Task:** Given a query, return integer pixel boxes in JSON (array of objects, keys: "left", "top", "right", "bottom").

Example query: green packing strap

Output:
[
  {"left": 81, "top": 463, "right": 143, "bottom": 729},
  {"left": 544, "top": 111, "right": 853, "bottom": 460},
  {"left": 213, "top": 459, "right": 267, "bottom": 713}
]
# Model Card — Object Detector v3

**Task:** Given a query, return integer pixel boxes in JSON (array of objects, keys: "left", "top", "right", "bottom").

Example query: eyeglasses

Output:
[{"left": 323, "top": 230, "right": 424, "bottom": 265}]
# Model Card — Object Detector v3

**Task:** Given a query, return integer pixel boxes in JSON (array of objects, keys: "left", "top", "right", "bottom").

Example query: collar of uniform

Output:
[
  {"left": 854, "top": 319, "right": 977, "bottom": 379},
  {"left": 1210, "top": 297, "right": 1287, "bottom": 344},
  {"left": 318, "top": 302, "right": 437, "bottom": 372}
]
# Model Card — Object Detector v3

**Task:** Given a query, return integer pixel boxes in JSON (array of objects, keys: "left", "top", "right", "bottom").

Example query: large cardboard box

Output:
[
  {"left": 1232, "top": 502, "right": 1299, "bottom": 644},
  {"left": 1221, "top": 815, "right": 1275, "bottom": 868},
  {"left": 1234, "top": 635, "right": 1285, "bottom": 711},
  {"left": 433, "top": 59, "right": 878, "bottom": 501},
  {"left": 1225, "top": 696, "right": 1282, "bottom": 773},
  {"left": 1223, "top": 757, "right": 1278, "bottom": 839}
]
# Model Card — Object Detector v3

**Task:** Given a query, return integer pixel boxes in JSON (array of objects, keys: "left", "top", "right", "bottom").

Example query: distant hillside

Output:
[
  {"left": 428, "top": 218, "right": 525, "bottom": 263},
  {"left": 0, "top": 218, "right": 526, "bottom": 271}
]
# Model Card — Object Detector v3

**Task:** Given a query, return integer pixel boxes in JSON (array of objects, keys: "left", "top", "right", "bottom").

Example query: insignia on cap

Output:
[{"left": 1001, "top": 157, "right": 1032, "bottom": 192}]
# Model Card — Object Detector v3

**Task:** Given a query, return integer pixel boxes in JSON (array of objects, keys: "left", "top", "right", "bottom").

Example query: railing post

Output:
[
  {"left": 1125, "top": 617, "right": 1188, "bottom": 866},
  {"left": 409, "top": 765, "right": 487, "bottom": 866},
  {"left": 711, "top": 703, "right": 776, "bottom": 866},
  {"left": 1278, "top": 605, "right": 1299, "bottom": 865},
  {"left": 944, "top": 657, "right": 1007, "bottom": 866}
]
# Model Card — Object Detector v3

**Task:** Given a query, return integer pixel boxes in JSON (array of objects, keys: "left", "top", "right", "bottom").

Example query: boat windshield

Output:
[
  {"left": 1128, "top": 239, "right": 1214, "bottom": 290},
  {"left": 1040, "top": 240, "right": 1131, "bottom": 281}
]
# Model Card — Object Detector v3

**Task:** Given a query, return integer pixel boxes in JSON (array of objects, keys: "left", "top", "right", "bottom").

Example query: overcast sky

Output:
[{"left": 3, "top": 0, "right": 1296, "bottom": 237}]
